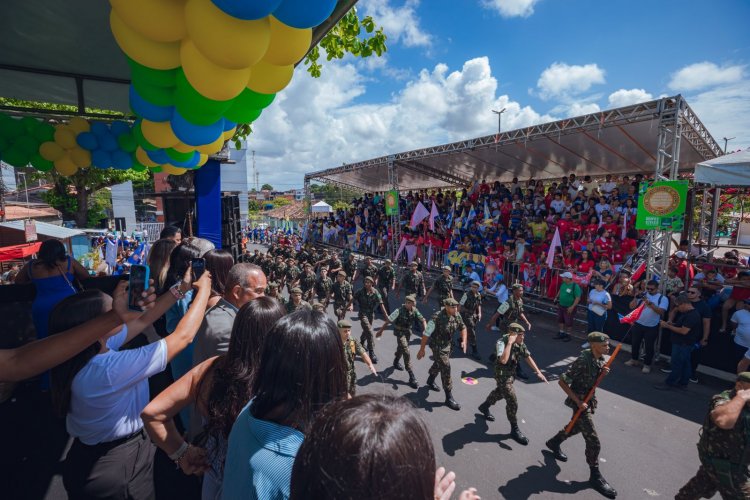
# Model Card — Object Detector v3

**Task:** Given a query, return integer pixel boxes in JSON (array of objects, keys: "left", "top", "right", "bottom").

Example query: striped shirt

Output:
[{"left": 222, "top": 401, "right": 304, "bottom": 500}]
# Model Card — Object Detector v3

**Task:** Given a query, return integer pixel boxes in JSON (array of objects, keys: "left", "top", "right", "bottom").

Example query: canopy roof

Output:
[
  {"left": 695, "top": 148, "right": 750, "bottom": 186},
  {"left": 306, "top": 96, "right": 723, "bottom": 192},
  {"left": 311, "top": 200, "right": 333, "bottom": 212},
  {"left": 0, "top": 241, "right": 42, "bottom": 262},
  {"left": 0, "top": 220, "right": 84, "bottom": 239}
]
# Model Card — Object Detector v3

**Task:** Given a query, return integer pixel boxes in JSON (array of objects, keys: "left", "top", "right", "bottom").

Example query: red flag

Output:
[
  {"left": 619, "top": 302, "right": 645, "bottom": 324},
  {"left": 631, "top": 261, "right": 646, "bottom": 282}
]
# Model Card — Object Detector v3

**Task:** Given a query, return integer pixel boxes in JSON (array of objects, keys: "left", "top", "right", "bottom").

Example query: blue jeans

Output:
[
  {"left": 666, "top": 344, "right": 692, "bottom": 386},
  {"left": 587, "top": 310, "right": 607, "bottom": 333}
]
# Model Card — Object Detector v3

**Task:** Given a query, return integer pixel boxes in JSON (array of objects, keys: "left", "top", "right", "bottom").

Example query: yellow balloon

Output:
[
  {"left": 181, "top": 39, "right": 252, "bottom": 101},
  {"left": 195, "top": 133, "right": 225, "bottom": 155},
  {"left": 110, "top": 0, "right": 187, "bottom": 43},
  {"left": 197, "top": 153, "right": 208, "bottom": 166},
  {"left": 67, "top": 117, "right": 91, "bottom": 134},
  {"left": 39, "top": 141, "right": 65, "bottom": 161},
  {"left": 246, "top": 60, "right": 294, "bottom": 94},
  {"left": 141, "top": 119, "right": 180, "bottom": 149},
  {"left": 172, "top": 141, "right": 197, "bottom": 154},
  {"left": 54, "top": 154, "right": 79, "bottom": 176},
  {"left": 110, "top": 11, "right": 181, "bottom": 70},
  {"left": 184, "top": 0, "right": 270, "bottom": 70},
  {"left": 69, "top": 147, "right": 92, "bottom": 168},
  {"left": 162, "top": 164, "right": 187, "bottom": 175},
  {"left": 223, "top": 126, "right": 237, "bottom": 141},
  {"left": 54, "top": 127, "right": 78, "bottom": 150},
  {"left": 136, "top": 147, "right": 161, "bottom": 167},
  {"left": 264, "top": 17, "right": 312, "bottom": 66}
]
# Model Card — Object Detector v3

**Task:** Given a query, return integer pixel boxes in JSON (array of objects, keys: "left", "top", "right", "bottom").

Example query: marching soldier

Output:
[
  {"left": 260, "top": 254, "right": 274, "bottom": 280},
  {"left": 311, "top": 300, "right": 325, "bottom": 313},
  {"left": 361, "top": 255, "right": 378, "bottom": 284},
  {"left": 676, "top": 372, "right": 750, "bottom": 499},
  {"left": 327, "top": 252, "right": 343, "bottom": 276},
  {"left": 284, "top": 258, "right": 301, "bottom": 295},
  {"left": 314, "top": 266, "right": 333, "bottom": 309},
  {"left": 398, "top": 261, "right": 426, "bottom": 301},
  {"left": 417, "top": 298, "right": 467, "bottom": 411},
  {"left": 272, "top": 255, "right": 287, "bottom": 286},
  {"left": 332, "top": 270, "right": 354, "bottom": 320},
  {"left": 485, "top": 283, "right": 532, "bottom": 379},
  {"left": 459, "top": 281, "right": 483, "bottom": 360},
  {"left": 343, "top": 253, "right": 358, "bottom": 283},
  {"left": 376, "top": 294, "right": 426, "bottom": 389},
  {"left": 376, "top": 259, "right": 396, "bottom": 315},
  {"left": 353, "top": 276, "right": 388, "bottom": 364},
  {"left": 299, "top": 263, "right": 317, "bottom": 302},
  {"left": 545, "top": 332, "right": 617, "bottom": 499},
  {"left": 478, "top": 323, "right": 547, "bottom": 445},
  {"left": 338, "top": 319, "right": 377, "bottom": 396},
  {"left": 265, "top": 282, "right": 283, "bottom": 302},
  {"left": 286, "top": 287, "right": 311, "bottom": 314},
  {"left": 424, "top": 265, "right": 455, "bottom": 309}
]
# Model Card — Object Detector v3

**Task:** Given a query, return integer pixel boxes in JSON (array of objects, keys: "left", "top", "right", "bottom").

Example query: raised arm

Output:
[{"left": 164, "top": 272, "right": 212, "bottom": 362}]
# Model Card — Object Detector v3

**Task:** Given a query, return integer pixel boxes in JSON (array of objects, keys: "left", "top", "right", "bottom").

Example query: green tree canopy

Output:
[{"left": 261, "top": 183, "right": 274, "bottom": 191}]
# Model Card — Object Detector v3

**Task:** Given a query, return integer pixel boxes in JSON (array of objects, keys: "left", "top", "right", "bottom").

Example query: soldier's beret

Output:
[
  {"left": 442, "top": 265, "right": 452, "bottom": 272},
  {"left": 587, "top": 332, "right": 610, "bottom": 344},
  {"left": 405, "top": 294, "right": 417, "bottom": 303},
  {"left": 304, "top": 263, "right": 312, "bottom": 268},
  {"left": 384, "top": 259, "right": 392, "bottom": 265},
  {"left": 409, "top": 261, "right": 418, "bottom": 267},
  {"left": 471, "top": 280, "right": 481, "bottom": 287},
  {"left": 365, "top": 255, "right": 372, "bottom": 260},
  {"left": 737, "top": 372, "right": 750, "bottom": 383},
  {"left": 508, "top": 323, "right": 525, "bottom": 333},
  {"left": 443, "top": 298, "right": 459, "bottom": 306},
  {"left": 312, "top": 301, "right": 324, "bottom": 311},
  {"left": 268, "top": 282, "right": 279, "bottom": 289},
  {"left": 291, "top": 287, "right": 303, "bottom": 294},
  {"left": 320, "top": 266, "right": 329, "bottom": 271},
  {"left": 364, "top": 276, "right": 375, "bottom": 283},
  {"left": 337, "top": 270, "right": 347, "bottom": 277},
  {"left": 338, "top": 319, "right": 352, "bottom": 328},
  {"left": 511, "top": 283, "right": 523, "bottom": 290}
]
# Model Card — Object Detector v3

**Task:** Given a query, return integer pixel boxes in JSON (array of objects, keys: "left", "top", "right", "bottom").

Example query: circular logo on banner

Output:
[
  {"left": 386, "top": 192, "right": 396, "bottom": 207},
  {"left": 644, "top": 185, "right": 681, "bottom": 215},
  {"left": 461, "top": 377, "right": 478, "bottom": 385}
]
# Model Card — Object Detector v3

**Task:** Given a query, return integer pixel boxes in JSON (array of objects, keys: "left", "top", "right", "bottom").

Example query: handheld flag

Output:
[
  {"left": 467, "top": 206, "right": 477, "bottom": 222},
  {"left": 631, "top": 260, "right": 647, "bottom": 282},
  {"left": 429, "top": 201, "right": 439, "bottom": 231},
  {"left": 622, "top": 211, "right": 628, "bottom": 240},
  {"left": 484, "top": 199, "right": 491, "bottom": 222},
  {"left": 546, "top": 227, "right": 562, "bottom": 269},
  {"left": 410, "top": 201, "right": 430, "bottom": 229},
  {"left": 618, "top": 302, "right": 645, "bottom": 324}
]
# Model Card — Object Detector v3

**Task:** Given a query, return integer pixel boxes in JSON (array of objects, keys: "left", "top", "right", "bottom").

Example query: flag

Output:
[
  {"left": 619, "top": 302, "right": 645, "bottom": 324},
  {"left": 622, "top": 210, "right": 628, "bottom": 240},
  {"left": 427, "top": 243, "right": 433, "bottom": 267},
  {"left": 484, "top": 199, "right": 491, "bottom": 222},
  {"left": 446, "top": 205, "right": 454, "bottom": 229},
  {"left": 546, "top": 227, "right": 562, "bottom": 268},
  {"left": 467, "top": 206, "right": 477, "bottom": 222},
  {"left": 395, "top": 237, "right": 408, "bottom": 259},
  {"left": 405, "top": 244, "right": 417, "bottom": 263},
  {"left": 598, "top": 216, "right": 604, "bottom": 229},
  {"left": 631, "top": 260, "right": 646, "bottom": 281},
  {"left": 429, "top": 201, "right": 439, "bottom": 231},
  {"left": 410, "top": 201, "right": 430, "bottom": 229},
  {"left": 468, "top": 179, "right": 480, "bottom": 196},
  {"left": 105, "top": 239, "right": 117, "bottom": 269}
]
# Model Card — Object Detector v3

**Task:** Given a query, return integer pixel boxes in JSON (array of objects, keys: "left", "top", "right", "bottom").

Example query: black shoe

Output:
[
  {"left": 488, "top": 353, "right": 497, "bottom": 363},
  {"left": 561, "top": 334, "right": 571, "bottom": 342},
  {"left": 426, "top": 375, "right": 440, "bottom": 392},
  {"left": 370, "top": 353, "right": 379, "bottom": 364},
  {"left": 516, "top": 367, "right": 529, "bottom": 380},
  {"left": 511, "top": 425, "right": 529, "bottom": 445},
  {"left": 408, "top": 372, "right": 419, "bottom": 389},
  {"left": 445, "top": 391, "right": 461, "bottom": 411},
  {"left": 393, "top": 358, "right": 404, "bottom": 371},
  {"left": 589, "top": 467, "right": 617, "bottom": 499},
  {"left": 554, "top": 332, "right": 566, "bottom": 340},
  {"left": 545, "top": 439, "right": 568, "bottom": 462},
  {"left": 478, "top": 401, "right": 495, "bottom": 421},
  {"left": 471, "top": 346, "right": 481, "bottom": 360}
]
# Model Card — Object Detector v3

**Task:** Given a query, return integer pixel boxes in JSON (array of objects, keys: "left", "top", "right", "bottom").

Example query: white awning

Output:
[
  {"left": 311, "top": 201, "right": 333, "bottom": 213},
  {"left": 694, "top": 148, "right": 750, "bottom": 186}
]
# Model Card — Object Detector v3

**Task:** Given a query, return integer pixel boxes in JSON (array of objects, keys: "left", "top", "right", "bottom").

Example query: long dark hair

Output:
[
  {"left": 166, "top": 242, "right": 201, "bottom": 287},
  {"left": 199, "top": 297, "right": 286, "bottom": 443},
  {"left": 38, "top": 239, "right": 67, "bottom": 268},
  {"left": 48, "top": 290, "right": 109, "bottom": 416},
  {"left": 148, "top": 238, "right": 177, "bottom": 293},
  {"left": 204, "top": 249, "right": 234, "bottom": 297},
  {"left": 290, "top": 394, "right": 436, "bottom": 500},
  {"left": 250, "top": 309, "right": 347, "bottom": 433}
]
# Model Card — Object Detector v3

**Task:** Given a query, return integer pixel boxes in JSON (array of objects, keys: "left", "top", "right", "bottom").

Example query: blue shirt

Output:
[{"left": 222, "top": 402, "right": 305, "bottom": 500}]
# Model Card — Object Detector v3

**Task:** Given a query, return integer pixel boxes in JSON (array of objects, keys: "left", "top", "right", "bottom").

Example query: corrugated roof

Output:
[
  {"left": 4, "top": 205, "right": 61, "bottom": 221},
  {"left": 0, "top": 220, "right": 85, "bottom": 239}
]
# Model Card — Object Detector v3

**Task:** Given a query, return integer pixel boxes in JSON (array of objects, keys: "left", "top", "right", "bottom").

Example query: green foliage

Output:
[
  {"left": 332, "top": 200, "right": 352, "bottom": 211},
  {"left": 261, "top": 183, "right": 274, "bottom": 191},
  {"left": 248, "top": 199, "right": 261, "bottom": 213},
  {"left": 310, "top": 183, "right": 359, "bottom": 205},
  {"left": 0, "top": 97, "right": 123, "bottom": 116},
  {"left": 271, "top": 197, "right": 291, "bottom": 207}
]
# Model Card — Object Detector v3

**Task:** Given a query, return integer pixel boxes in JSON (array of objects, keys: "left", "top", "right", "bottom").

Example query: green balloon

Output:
[
  {"left": 14, "top": 135, "right": 39, "bottom": 156},
  {"left": 30, "top": 153, "right": 54, "bottom": 171},
  {"left": 0, "top": 137, "right": 9, "bottom": 153},
  {"left": 31, "top": 122, "right": 55, "bottom": 143},
  {"left": 174, "top": 70, "right": 231, "bottom": 126},
  {"left": 165, "top": 148, "right": 195, "bottom": 163},
  {"left": 132, "top": 121, "right": 159, "bottom": 151},
  {"left": 3, "top": 146, "right": 30, "bottom": 168},
  {"left": 131, "top": 163, "right": 147, "bottom": 172},
  {"left": 224, "top": 104, "right": 263, "bottom": 125},
  {"left": 117, "top": 133, "right": 138, "bottom": 153},
  {"left": 20, "top": 116, "right": 40, "bottom": 134},
  {"left": 127, "top": 57, "right": 177, "bottom": 88},
  {"left": 133, "top": 77, "right": 175, "bottom": 107},
  {"left": 0, "top": 115, "right": 24, "bottom": 140},
  {"left": 151, "top": 166, "right": 163, "bottom": 173},
  {"left": 235, "top": 87, "right": 276, "bottom": 109}
]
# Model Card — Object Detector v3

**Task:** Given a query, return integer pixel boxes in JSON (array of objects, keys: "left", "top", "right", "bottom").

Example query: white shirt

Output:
[
  {"left": 600, "top": 181, "right": 617, "bottom": 194},
  {"left": 550, "top": 199, "right": 565, "bottom": 214},
  {"left": 67, "top": 326, "right": 167, "bottom": 445},
  {"left": 588, "top": 289, "right": 611, "bottom": 314},
  {"left": 489, "top": 282, "right": 509, "bottom": 303},
  {"left": 635, "top": 293, "right": 669, "bottom": 327},
  {"left": 731, "top": 309, "right": 750, "bottom": 348}
]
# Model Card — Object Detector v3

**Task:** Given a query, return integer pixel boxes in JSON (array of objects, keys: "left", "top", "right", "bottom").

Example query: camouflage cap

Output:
[
  {"left": 384, "top": 259, "right": 392, "bottom": 265},
  {"left": 291, "top": 287, "right": 303, "bottom": 294},
  {"left": 405, "top": 294, "right": 417, "bottom": 303},
  {"left": 338, "top": 319, "right": 352, "bottom": 328},
  {"left": 268, "top": 282, "right": 279, "bottom": 289},
  {"left": 304, "top": 263, "right": 313, "bottom": 268},
  {"left": 511, "top": 283, "right": 523, "bottom": 290},
  {"left": 442, "top": 265, "right": 452, "bottom": 272},
  {"left": 409, "top": 261, "right": 418, "bottom": 267},
  {"left": 443, "top": 297, "right": 459, "bottom": 306},
  {"left": 337, "top": 270, "right": 347, "bottom": 277},
  {"left": 471, "top": 280, "right": 481, "bottom": 287},
  {"left": 587, "top": 331, "right": 610, "bottom": 344},
  {"left": 508, "top": 322, "right": 525, "bottom": 333},
  {"left": 364, "top": 276, "right": 375, "bottom": 283},
  {"left": 737, "top": 372, "right": 750, "bottom": 383},
  {"left": 320, "top": 266, "right": 329, "bottom": 271},
  {"left": 312, "top": 301, "right": 325, "bottom": 311},
  {"left": 365, "top": 255, "right": 372, "bottom": 260}
]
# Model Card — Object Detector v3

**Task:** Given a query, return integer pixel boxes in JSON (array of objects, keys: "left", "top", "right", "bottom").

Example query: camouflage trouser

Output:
[
  {"left": 462, "top": 314, "right": 479, "bottom": 347},
  {"left": 316, "top": 295, "right": 330, "bottom": 309},
  {"left": 485, "top": 369, "right": 518, "bottom": 425},
  {"left": 394, "top": 330, "right": 412, "bottom": 371},
  {"left": 549, "top": 409, "right": 600, "bottom": 466},
  {"left": 676, "top": 459, "right": 750, "bottom": 500},
  {"left": 379, "top": 286, "right": 391, "bottom": 315},
  {"left": 359, "top": 312, "right": 375, "bottom": 353},
  {"left": 428, "top": 343, "right": 453, "bottom": 392},
  {"left": 334, "top": 301, "right": 348, "bottom": 320},
  {"left": 301, "top": 288, "right": 314, "bottom": 302},
  {"left": 347, "top": 367, "right": 357, "bottom": 396}
]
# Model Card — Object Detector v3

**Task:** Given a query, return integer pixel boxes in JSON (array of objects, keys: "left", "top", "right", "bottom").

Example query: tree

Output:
[
  {"left": 310, "top": 183, "right": 360, "bottom": 206},
  {"left": 261, "top": 183, "right": 274, "bottom": 191}
]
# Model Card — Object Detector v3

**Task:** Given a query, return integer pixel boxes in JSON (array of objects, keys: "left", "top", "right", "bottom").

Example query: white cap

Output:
[
  {"left": 561, "top": 272, "right": 574, "bottom": 278},
  {"left": 675, "top": 251, "right": 687, "bottom": 258}
]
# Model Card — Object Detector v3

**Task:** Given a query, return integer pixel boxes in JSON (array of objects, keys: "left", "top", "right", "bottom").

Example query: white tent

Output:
[
  {"left": 695, "top": 149, "right": 750, "bottom": 186},
  {"left": 311, "top": 201, "right": 333, "bottom": 213}
]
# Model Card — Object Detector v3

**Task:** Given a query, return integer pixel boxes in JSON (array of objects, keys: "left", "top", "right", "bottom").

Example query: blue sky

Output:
[{"left": 251, "top": 0, "right": 750, "bottom": 189}]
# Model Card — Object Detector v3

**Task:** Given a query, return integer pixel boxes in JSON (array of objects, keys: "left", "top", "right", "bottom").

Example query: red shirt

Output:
[
  {"left": 611, "top": 250, "right": 625, "bottom": 264},
  {"left": 558, "top": 220, "right": 574, "bottom": 238},
  {"left": 578, "top": 259, "right": 595, "bottom": 273},
  {"left": 621, "top": 238, "right": 637, "bottom": 254}
]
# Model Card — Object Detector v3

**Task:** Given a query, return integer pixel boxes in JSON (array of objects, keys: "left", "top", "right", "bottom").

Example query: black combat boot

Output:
[
  {"left": 471, "top": 344, "right": 481, "bottom": 360},
  {"left": 545, "top": 438, "right": 568, "bottom": 462},
  {"left": 510, "top": 425, "right": 529, "bottom": 445},
  {"left": 444, "top": 389, "right": 461, "bottom": 411},
  {"left": 516, "top": 364, "right": 529, "bottom": 380},
  {"left": 407, "top": 370, "right": 419, "bottom": 389},
  {"left": 478, "top": 401, "right": 495, "bottom": 421},
  {"left": 370, "top": 350, "right": 378, "bottom": 364},
  {"left": 426, "top": 374, "right": 440, "bottom": 392},
  {"left": 393, "top": 357, "right": 404, "bottom": 371},
  {"left": 589, "top": 466, "right": 617, "bottom": 498}
]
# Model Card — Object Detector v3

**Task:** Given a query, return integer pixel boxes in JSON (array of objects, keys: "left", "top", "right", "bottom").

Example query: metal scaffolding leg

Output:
[
  {"left": 303, "top": 177, "right": 311, "bottom": 242},
  {"left": 698, "top": 187, "right": 721, "bottom": 255},
  {"left": 387, "top": 155, "right": 400, "bottom": 261}
]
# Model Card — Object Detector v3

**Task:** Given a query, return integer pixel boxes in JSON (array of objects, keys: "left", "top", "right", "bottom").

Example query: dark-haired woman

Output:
[
  {"left": 141, "top": 297, "right": 286, "bottom": 500},
  {"left": 204, "top": 248, "right": 235, "bottom": 309},
  {"left": 49, "top": 270, "right": 211, "bottom": 499},
  {"left": 221, "top": 310, "right": 348, "bottom": 500}
]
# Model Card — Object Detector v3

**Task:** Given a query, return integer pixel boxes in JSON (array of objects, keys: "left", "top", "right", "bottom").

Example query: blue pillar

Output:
[{"left": 194, "top": 159, "right": 222, "bottom": 248}]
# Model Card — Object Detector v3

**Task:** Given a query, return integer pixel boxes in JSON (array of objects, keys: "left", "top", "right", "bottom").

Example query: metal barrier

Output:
[{"left": 134, "top": 223, "right": 164, "bottom": 243}]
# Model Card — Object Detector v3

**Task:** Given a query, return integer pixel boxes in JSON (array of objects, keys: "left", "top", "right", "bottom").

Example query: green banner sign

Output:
[
  {"left": 385, "top": 189, "right": 399, "bottom": 216},
  {"left": 636, "top": 180, "right": 688, "bottom": 231}
]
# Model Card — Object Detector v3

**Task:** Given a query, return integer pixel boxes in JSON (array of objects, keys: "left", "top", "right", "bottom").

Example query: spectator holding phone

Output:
[{"left": 624, "top": 280, "right": 668, "bottom": 374}]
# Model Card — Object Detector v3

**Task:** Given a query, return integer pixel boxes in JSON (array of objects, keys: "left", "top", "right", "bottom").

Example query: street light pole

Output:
[
  {"left": 492, "top": 108, "right": 507, "bottom": 134},
  {"left": 723, "top": 136, "right": 735, "bottom": 154}
]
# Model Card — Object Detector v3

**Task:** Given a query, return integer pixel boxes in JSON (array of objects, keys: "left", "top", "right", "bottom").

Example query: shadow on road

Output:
[
  {"left": 498, "top": 451, "right": 590, "bottom": 499},
  {"left": 441, "top": 413, "right": 516, "bottom": 456}
]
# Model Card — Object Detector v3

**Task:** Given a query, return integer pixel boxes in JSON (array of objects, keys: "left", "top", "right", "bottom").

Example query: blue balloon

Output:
[
  {"left": 99, "top": 132, "right": 119, "bottom": 152},
  {"left": 92, "top": 150, "right": 112, "bottom": 169},
  {"left": 167, "top": 151, "right": 200, "bottom": 168},
  {"left": 223, "top": 119, "right": 237, "bottom": 131},
  {"left": 76, "top": 132, "right": 99, "bottom": 151},
  {"left": 273, "top": 0, "right": 337, "bottom": 28},
  {"left": 90, "top": 121, "right": 109, "bottom": 138},
  {"left": 210, "top": 0, "right": 282, "bottom": 20},
  {"left": 110, "top": 120, "right": 131, "bottom": 137},
  {"left": 171, "top": 110, "right": 223, "bottom": 147},
  {"left": 129, "top": 85, "right": 174, "bottom": 123},
  {"left": 111, "top": 151, "right": 133, "bottom": 170},
  {"left": 146, "top": 149, "right": 170, "bottom": 165}
]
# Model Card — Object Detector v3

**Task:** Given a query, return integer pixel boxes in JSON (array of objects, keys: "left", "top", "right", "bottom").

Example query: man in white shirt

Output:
[
  {"left": 599, "top": 175, "right": 617, "bottom": 195},
  {"left": 624, "top": 280, "right": 669, "bottom": 373}
]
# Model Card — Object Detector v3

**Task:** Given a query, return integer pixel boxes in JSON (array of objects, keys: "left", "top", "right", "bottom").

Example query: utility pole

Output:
[
  {"left": 252, "top": 150, "right": 259, "bottom": 192},
  {"left": 723, "top": 136, "right": 735, "bottom": 154},
  {"left": 492, "top": 108, "right": 507, "bottom": 134},
  {"left": 0, "top": 163, "right": 7, "bottom": 223}
]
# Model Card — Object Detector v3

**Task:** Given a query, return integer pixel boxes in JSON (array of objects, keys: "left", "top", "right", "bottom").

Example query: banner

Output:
[
  {"left": 385, "top": 190, "right": 399, "bottom": 216},
  {"left": 636, "top": 180, "right": 688, "bottom": 231}
]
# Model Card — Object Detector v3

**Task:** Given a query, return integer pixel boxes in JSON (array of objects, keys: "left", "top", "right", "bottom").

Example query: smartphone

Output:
[
  {"left": 191, "top": 258, "right": 206, "bottom": 281},
  {"left": 128, "top": 265, "right": 150, "bottom": 312}
]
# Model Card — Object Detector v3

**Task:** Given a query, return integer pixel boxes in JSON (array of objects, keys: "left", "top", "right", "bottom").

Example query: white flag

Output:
[
  {"left": 429, "top": 201, "right": 439, "bottom": 231},
  {"left": 410, "top": 201, "right": 430, "bottom": 229},
  {"left": 546, "top": 227, "right": 562, "bottom": 269}
]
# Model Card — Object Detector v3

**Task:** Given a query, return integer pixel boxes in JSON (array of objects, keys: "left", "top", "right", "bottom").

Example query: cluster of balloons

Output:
[
  {"left": 0, "top": 113, "right": 56, "bottom": 171},
  {"left": 108, "top": 0, "right": 335, "bottom": 173}
]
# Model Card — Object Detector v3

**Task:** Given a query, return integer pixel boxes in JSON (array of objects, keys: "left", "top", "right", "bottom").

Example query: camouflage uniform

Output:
[
  {"left": 332, "top": 280, "right": 354, "bottom": 320},
  {"left": 425, "top": 310, "right": 465, "bottom": 391},
  {"left": 389, "top": 305, "right": 424, "bottom": 371},
  {"left": 676, "top": 389, "right": 750, "bottom": 500},
  {"left": 503, "top": 295, "right": 525, "bottom": 330},
  {"left": 343, "top": 259, "right": 358, "bottom": 283},
  {"left": 314, "top": 275, "right": 333, "bottom": 308},
  {"left": 273, "top": 261, "right": 287, "bottom": 286},
  {"left": 328, "top": 257, "right": 343, "bottom": 274},
  {"left": 377, "top": 265, "right": 396, "bottom": 315},
  {"left": 353, "top": 287, "right": 383, "bottom": 354},
  {"left": 434, "top": 274, "right": 454, "bottom": 305},
  {"left": 286, "top": 299, "right": 311, "bottom": 314},
  {"left": 343, "top": 337, "right": 366, "bottom": 396},
  {"left": 401, "top": 270, "right": 425, "bottom": 298},
  {"left": 484, "top": 334, "right": 530, "bottom": 425},
  {"left": 260, "top": 257, "right": 274, "bottom": 280},
  {"left": 460, "top": 289, "right": 482, "bottom": 348},
  {"left": 362, "top": 262, "right": 378, "bottom": 283},
  {"left": 299, "top": 271, "right": 317, "bottom": 301},
  {"left": 547, "top": 349, "right": 604, "bottom": 466},
  {"left": 285, "top": 264, "right": 301, "bottom": 295}
]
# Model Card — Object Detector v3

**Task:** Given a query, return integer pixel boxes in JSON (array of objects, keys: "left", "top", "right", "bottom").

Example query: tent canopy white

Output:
[
  {"left": 311, "top": 201, "right": 333, "bottom": 213},
  {"left": 694, "top": 148, "right": 750, "bottom": 186}
]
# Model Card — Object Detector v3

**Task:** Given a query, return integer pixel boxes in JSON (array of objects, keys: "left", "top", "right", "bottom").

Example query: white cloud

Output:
[
  {"left": 607, "top": 88, "right": 653, "bottom": 108},
  {"left": 536, "top": 62, "right": 606, "bottom": 100},
  {"left": 249, "top": 57, "right": 555, "bottom": 189},
  {"left": 362, "top": 0, "right": 432, "bottom": 48},
  {"left": 686, "top": 81, "right": 750, "bottom": 151},
  {"left": 668, "top": 62, "right": 745, "bottom": 91},
  {"left": 479, "top": 0, "right": 541, "bottom": 18}
]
